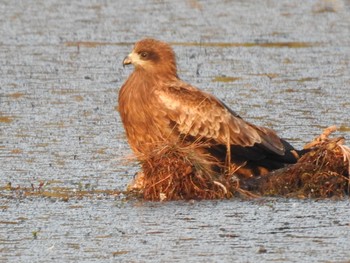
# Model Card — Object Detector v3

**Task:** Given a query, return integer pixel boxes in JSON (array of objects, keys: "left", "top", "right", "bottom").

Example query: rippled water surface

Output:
[{"left": 1, "top": 0, "right": 350, "bottom": 262}]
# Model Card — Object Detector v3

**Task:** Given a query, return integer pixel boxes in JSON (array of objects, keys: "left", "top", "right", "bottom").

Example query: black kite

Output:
[{"left": 119, "top": 38, "right": 304, "bottom": 178}]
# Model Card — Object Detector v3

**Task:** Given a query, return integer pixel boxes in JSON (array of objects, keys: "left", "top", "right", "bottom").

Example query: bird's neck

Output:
[
  {"left": 133, "top": 62, "right": 177, "bottom": 79},
  {"left": 134, "top": 68, "right": 178, "bottom": 87}
]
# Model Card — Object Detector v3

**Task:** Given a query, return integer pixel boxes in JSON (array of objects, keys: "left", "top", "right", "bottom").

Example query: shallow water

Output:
[
  {"left": 1, "top": 0, "right": 350, "bottom": 262},
  {"left": 1, "top": 198, "right": 350, "bottom": 262}
]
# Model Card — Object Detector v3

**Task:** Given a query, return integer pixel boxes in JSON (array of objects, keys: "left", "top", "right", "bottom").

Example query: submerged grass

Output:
[
  {"left": 212, "top": 76, "right": 241, "bottom": 83},
  {"left": 0, "top": 116, "right": 13, "bottom": 123},
  {"left": 0, "top": 182, "right": 131, "bottom": 201}
]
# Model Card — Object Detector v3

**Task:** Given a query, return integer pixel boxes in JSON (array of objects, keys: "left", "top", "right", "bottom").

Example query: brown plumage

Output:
[{"left": 119, "top": 38, "right": 304, "bottom": 178}]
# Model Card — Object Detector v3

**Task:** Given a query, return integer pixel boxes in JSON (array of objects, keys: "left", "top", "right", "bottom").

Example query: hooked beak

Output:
[{"left": 123, "top": 54, "right": 132, "bottom": 67}]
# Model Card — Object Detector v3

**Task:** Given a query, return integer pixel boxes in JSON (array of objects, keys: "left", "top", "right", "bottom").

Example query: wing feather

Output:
[{"left": 156, "top": 80, "right": 286, "bottom": 155}]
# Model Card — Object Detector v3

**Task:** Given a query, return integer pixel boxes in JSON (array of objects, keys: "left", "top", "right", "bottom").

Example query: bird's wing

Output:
[{"left": 155, "top": 80, "right": 286, "bottom": 155}]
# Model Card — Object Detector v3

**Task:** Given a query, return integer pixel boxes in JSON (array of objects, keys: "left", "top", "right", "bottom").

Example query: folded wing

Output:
[{"left": 155, "top": 80, "right": 286, "bottom": 157}]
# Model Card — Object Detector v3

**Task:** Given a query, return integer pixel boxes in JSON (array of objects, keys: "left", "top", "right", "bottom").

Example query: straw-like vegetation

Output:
[
  {"left": 244, "top": 138, "right": 350, "bottom": 198},
  {"left": 128, "top": 126, "right": 350, "bottom": 201},
  {"left": 137, "top": 143, "right": 236, "bottom": 201}
]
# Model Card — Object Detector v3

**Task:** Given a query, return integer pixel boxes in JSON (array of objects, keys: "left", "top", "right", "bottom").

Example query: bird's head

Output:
[{"left": 123, "top": 38, "right": 177, "bottom": 77}]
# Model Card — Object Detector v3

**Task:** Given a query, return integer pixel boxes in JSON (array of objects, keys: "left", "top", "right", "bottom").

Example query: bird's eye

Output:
[{"left": 140, "top": 51, "right": 148, "bottom": 58}]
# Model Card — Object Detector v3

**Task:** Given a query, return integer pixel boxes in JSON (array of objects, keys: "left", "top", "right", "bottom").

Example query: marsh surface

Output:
[{"left": 1, "top": 0, "right": 350, "bottom": 262}]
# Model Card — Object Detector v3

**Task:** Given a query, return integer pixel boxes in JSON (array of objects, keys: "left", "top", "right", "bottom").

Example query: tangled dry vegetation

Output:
[
  {"left": 244, "top": 137, "right": 350, "bottom": 198},
  {"left": 128, "top": 126, "right": 350, "bottom": 201},
  {"left": 133, "top": 143, "right": 237, "bottom": 201}
]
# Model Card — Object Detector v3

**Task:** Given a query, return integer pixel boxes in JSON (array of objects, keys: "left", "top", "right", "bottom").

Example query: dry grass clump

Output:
[
  {"left": 248, "top": 139, "right": 349, "bottom": 198},
  {"left": 135, "top": 143, "right": 239, "bottom": 201}
]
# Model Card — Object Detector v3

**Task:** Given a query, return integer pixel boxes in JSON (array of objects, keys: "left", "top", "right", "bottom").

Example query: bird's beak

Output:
[{"left": 123, "top": 54, "right": 132, "bottom": 67}]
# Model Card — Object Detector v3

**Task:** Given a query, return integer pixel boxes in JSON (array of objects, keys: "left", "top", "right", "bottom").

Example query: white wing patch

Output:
[{"left": 158, "top": 92, "right": 182, "bottom": 110}]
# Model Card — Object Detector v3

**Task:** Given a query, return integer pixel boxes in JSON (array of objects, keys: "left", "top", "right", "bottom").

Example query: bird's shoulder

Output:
[
  {"left": 155, "top": 80, "right": 230, "bottom": 125},
  {"left": 156, "top": 79, "right": 206, "bottom": 99}
]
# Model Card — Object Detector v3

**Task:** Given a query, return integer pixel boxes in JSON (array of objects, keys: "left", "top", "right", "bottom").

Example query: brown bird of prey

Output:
[{"left": 119, "top": 38, "right": 304, "bottom": 178}]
